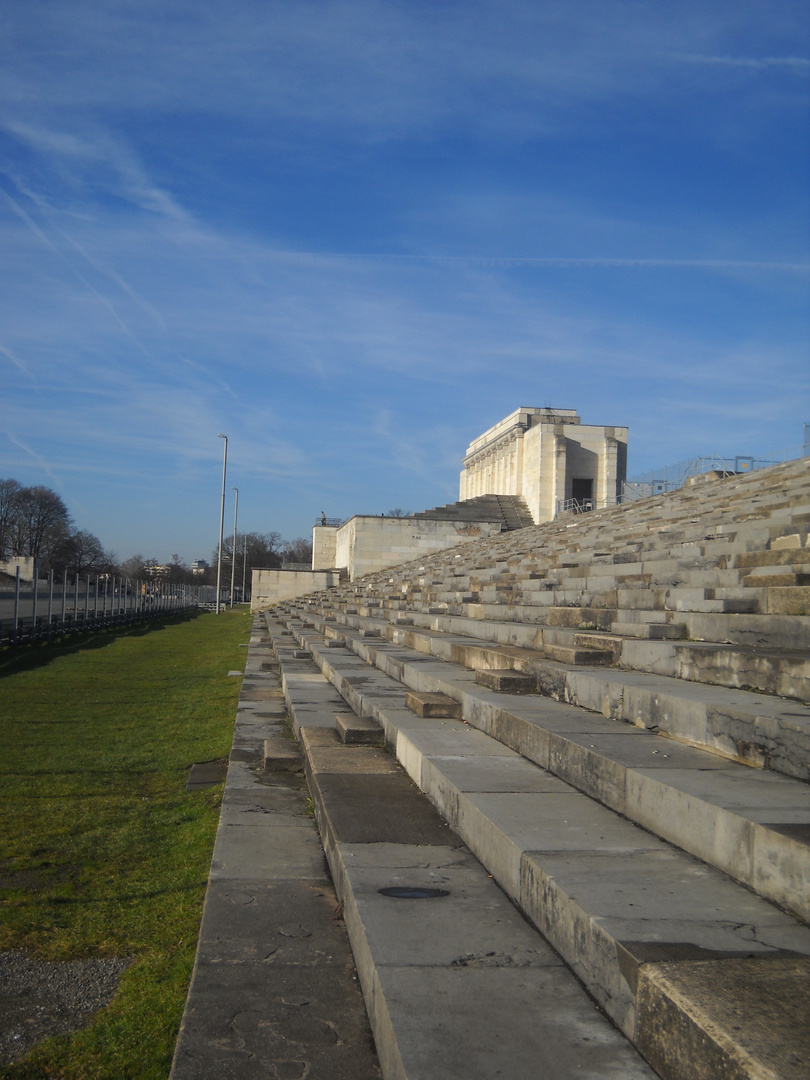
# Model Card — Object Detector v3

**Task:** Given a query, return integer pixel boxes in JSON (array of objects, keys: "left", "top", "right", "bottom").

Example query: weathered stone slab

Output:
[
  {"left": 335, "top": 713, "right": 382, "bottom": 745},
  {"left": 263, "top": 737, "right": 302, "bottom": 772},
  {"left": 185, "top": 760, "right": 228, "bottom": 790},
  {"left": 765, "top": 585, "right": 810, "bottom": 614},
  {"left": 474, "top": 668, "right": 536, "bottom": 693},
  {"left": 405, "top": 691, "right": 461, "bottom": 718},
  {"left": 636, "top": 955, "right": 810, "bottom": 1080},
  {"left": 770, "top": 533, "right": 803, "bottom": 550}
]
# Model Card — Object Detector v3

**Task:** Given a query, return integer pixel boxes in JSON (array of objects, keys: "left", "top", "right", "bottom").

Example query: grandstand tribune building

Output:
[
  {"left": 254, "top": 406, "right": 628, "bottom": 603},
  {"left": 459, "top": 406, "right": 628, "bottom": 523}
]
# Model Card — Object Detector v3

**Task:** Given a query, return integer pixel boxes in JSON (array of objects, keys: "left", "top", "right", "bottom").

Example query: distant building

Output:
[
  {"left": 459, "top": 407, "right": 627, "bottom": 523},
  {"left": 191, "top": 560, "right": 209, "bottom": 576}
]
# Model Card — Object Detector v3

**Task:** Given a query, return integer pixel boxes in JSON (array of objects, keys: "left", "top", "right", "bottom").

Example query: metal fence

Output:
[
  {"left": 555, "top": 441, "right": 809, "bottom": 518},
  {"left": 0, "top": 569, "right": 204, "bottom": 648},
  {"left": 622, "top": 442, "right": 808, "bottom": 502}
]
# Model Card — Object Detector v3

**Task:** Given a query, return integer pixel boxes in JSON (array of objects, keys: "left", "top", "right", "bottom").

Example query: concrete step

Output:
[
  {"left": 336, "top": 712, "right": 383, "bottom": 744},
  {"left": 760, "top": 585, "right": 810, "bottom": 614},
  {"left": 618, "top": 639, "right": 810, "bottom": 702},
  {"left": 383, "top": 607, "right": 810, "bottom": 705},
  {"left": 542, "top": 641, "right": 614, "bottom": 665},
  {"left": 611, "top": 621, "right": 687, "bottom": 640},
  {"left": 276, "top": 620, "right": 810, "bottom": 1080},
  {"left": 474, "top": 668, "right": 537, "bottom": 693},
  {"left": 743, "top": 569, "right": 810, "bottom": 588},
  {"left": 391, "top": 602, "right": 809, "bottom": 655},
  {"left": 405, "top": 691, "right": 462, "bottom": 718},
  {"left": 546, "top": 605, "right": 617, "bottom": 629},
  {"left": 280, "top": 678, "right": 657, "bottom": 1078},
  {"left": 736, "top": 548, "right": 810, "bottom": 568},
  {"left": 573, "top": 630, "right": 625, "bottom": 657},
  {"left": 293, "top": 607, "right": 810, "bottom": 782},
  {"left": 262, "top": 735, "right": 303, "bottom": 771},
  {"left": 290, "top": 614, "right": 810, "bottom": 920},
  {"left": 678, "top": 611, "right": 810, "bottom": 649}
]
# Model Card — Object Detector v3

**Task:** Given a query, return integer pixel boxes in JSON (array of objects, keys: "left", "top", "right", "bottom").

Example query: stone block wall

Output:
[
  {"left": 251, "top": 569, "right": 340, "bottom": 611},
  {"left": 334, "top": 516, "right": 504, "bottom": 581},
  {"left": 0, "top": 557, "right": 36, "bottom": 581},
  {"left": 312, "top": 525, "right": 338, "bottom": 571}
]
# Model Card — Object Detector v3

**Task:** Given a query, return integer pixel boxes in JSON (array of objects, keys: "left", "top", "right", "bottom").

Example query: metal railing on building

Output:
[{"left": 554, "top": 440, "right": 809, "bottom": 519}]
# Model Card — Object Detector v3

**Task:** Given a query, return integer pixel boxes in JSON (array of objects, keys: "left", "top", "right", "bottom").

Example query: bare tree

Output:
[
  {"left": 281, "top": 537, "right": 313, "bottom": 565},
  {"left": 212, "top": 531, "right": 283, "bottom": 581},
  {"left": 165, "top": 554, "right": 195, "bottom": 585},
  {"left": 386, "top": 508, "right": 410, "bottom": 517},
  {"left": 119, "top": 554, "right": 150, "bottom": 579},
  {"left": 7, "top": 485, "right": 72, "bottom": 560},
  {"left": 0, "top": 478, "right": 22, "bottom": 559},
  {"left": 52, "top": 529, "right": 111, "bottom": 577}
]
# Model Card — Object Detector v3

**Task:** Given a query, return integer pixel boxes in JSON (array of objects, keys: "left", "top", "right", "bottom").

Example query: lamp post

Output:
[
  {"left": 230, "top": 487, "right": 238, "bottom": 607},
  {"left": 215, "top": 434, "right": 228, "bottom": 614},
  {"left": 241, "top": 532, "right": 248, "bottom": 605}
]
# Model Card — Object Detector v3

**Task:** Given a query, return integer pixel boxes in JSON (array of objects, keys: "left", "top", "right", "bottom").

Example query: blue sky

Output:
[{"left": 1, "top": 0, "right": 808, "bottom": 563}]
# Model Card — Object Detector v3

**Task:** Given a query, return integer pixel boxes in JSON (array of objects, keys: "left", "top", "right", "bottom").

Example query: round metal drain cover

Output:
[{"left": 378, "top": 886, "right": 450, "bottom": 899}]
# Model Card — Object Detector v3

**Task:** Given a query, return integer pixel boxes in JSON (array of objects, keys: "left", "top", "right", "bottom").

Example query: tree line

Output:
[
  {"left": 116, "top": 533, "right": 312, "bottom": 587},
  {"left": 0, "top": 479, "right": 114, "bottom": 578},
  {"left": 0, "top": 478, "right": 312, "bottom": 584}
]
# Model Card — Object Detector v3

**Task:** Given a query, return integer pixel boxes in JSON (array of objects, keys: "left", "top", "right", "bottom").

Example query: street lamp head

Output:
[{"left": 217, "top": 433, "right": 227, "bottom": 440}]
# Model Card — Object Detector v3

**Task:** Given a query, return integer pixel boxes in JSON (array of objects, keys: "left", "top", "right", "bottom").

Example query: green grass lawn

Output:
[{"left": 0, "top": 608, "right": 253, "bottom": 1079}]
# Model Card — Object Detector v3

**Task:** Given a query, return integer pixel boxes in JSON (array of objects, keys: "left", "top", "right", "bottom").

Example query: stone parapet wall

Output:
[
  {"left": 251, "top": 569, "right": 340, "bottom": 611},
  {"left": 334, "top": 516, "right": 504, "bottom": 581}
]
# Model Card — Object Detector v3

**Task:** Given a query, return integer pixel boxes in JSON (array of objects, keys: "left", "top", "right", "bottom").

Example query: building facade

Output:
[{"left": 459, "top": 407, "right": 628, "bottom": 524}]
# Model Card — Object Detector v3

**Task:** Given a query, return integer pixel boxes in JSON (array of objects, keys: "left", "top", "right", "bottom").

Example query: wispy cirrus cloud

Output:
[
  {"left": 0, "top": 340, "right": 34, "bottom": 381},
  {"left": 674, "top": 54, "right": 810, "bottom": 71},
  {"left": 2, "top": 120, "right": 190, "bottom": 220},
  {"left": 2, "top": 1, "right": 805, "bottom": 141},
  {"left": 0, "top": 1, "right": 806, "bottom": 559}
]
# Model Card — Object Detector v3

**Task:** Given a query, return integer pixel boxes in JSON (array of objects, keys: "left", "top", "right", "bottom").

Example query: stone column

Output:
[
  {"left": 552, "top": 429, "right": 567, "bottom": 518},
  {"left": 599, "top": 430, "right": 619, "bottom": 507}
]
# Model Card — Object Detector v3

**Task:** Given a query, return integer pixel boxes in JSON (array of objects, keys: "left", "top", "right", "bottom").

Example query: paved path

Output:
[{"left": 170, "top": 617, "right": 380, "bottom": 1080}]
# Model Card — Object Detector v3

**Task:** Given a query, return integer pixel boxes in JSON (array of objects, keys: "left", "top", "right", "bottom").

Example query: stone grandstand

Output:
[{"left": 253, "top": 454, "right": 810, "bottom": 1079}]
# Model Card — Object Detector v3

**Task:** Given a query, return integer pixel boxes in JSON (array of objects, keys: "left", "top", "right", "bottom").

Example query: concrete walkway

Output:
[{"left": 170, "top": 617, "right": 380, "bottom": 1080}]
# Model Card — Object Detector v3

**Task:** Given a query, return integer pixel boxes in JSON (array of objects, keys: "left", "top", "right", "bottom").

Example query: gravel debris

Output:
[{"left": 0, "top": 951, "right": 131, "bottom": 1064}]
